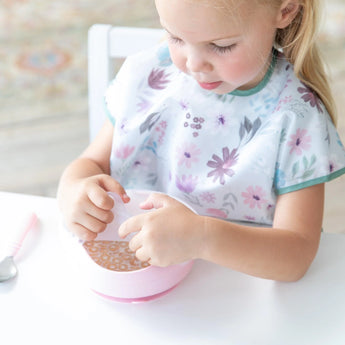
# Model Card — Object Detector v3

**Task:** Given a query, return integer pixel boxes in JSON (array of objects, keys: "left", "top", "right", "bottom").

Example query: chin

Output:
[{"left": 213, "top": 86, "right": 236, "bottom": 95}]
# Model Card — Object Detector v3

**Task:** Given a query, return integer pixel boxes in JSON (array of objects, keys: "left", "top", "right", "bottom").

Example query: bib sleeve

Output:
[{"left": 274, "top": 102, "right": 345, "bottom": 195}]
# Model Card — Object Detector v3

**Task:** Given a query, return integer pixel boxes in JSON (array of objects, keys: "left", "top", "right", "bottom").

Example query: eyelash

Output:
[
  {"left": 168, "top": 35, "right": 236, "bottom": 55},
  {"left": 168, "top": 36, "right": 183, "bottom": 45},
  {"left": 210, "top": 43, "right": 236, "bottom": 54}
]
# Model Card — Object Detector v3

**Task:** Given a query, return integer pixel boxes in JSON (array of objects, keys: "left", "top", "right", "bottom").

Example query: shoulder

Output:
[
  {"left": 105, "top": 42, "right": 179, "bottom": 120},
  {"left": 116, "top": 42, "right": 174, "bottom": 80},
  {"left": 106, "top": 42, "right": 175, "bottom": 91},
  {"left": 267, "top": 51, "right": 327, "bottom": 125}
]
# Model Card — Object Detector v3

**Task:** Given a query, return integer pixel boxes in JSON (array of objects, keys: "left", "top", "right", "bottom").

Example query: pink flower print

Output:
[
  {"left": 200, "top": 192, "right": 216, "bottom": 204},
  {"left": 298, "top": 86, "right": 323, "bottom": 113},
  {"left": 148, "top": 69, "right": 170, "bottom": 89},
  {"left": 176, "top": 143, "right": 201, "bottom": 168},
  {"left": 115, "top": 145, "right": 135, "bottom": 159},
  {"left": 175, "top": 175, "right": 198, "bottom": 193},
  {"left": 288, "top": 128, "right": 311, "bottom": 155},
  {"left": 275, "top": 95, "right": 292, "bottom": 112},
  {"left": 156, "top": 120, "right": 168, "bottom": 144},
  {"left": 241, "top": 186, "right": 268, "bottom": 209},
  {"left": 207, "top": 147, "right": 239, "bottom": 185},
  {"left": 206, "top": 208, "right": 228, "bottom": 219}
]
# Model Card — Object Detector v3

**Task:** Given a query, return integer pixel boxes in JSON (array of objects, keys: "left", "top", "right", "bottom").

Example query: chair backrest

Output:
[{"left": 88, "top": 24, "right": 164, "bottom": 141}]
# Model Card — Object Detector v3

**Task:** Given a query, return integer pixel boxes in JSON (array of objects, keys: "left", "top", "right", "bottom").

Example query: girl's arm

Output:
[
  {"left": 200, "top": 183, "right": 324, "bottom": 281},
  {"left": 57, "top": 119, "right": 129, "bottom": 240},
  {"left": 119, "top": 183, "right": 324, "bottom": 282}
]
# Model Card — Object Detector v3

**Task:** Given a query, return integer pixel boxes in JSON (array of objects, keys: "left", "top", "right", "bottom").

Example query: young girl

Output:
[{"left": 57, "top": 0, "right": 345, "bottom": 281}]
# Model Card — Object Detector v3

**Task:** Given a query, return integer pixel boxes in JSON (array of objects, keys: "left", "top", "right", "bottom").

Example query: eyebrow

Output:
[{"left": 161, "top": 25, "right": 240, "bottom": 43}]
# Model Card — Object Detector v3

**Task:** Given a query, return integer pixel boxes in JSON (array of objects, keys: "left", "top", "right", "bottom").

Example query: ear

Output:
[{"left": 276, "top": 0, "right": 301, "bottom": 29}]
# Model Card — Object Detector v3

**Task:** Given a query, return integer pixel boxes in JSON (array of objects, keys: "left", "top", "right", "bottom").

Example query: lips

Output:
[{"left": 197, "top": 81, "right": 222, "bottom": 90}]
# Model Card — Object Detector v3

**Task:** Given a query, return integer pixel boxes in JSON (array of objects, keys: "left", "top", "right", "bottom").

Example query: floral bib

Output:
[{"left": 105, "top": 44, "right": 345, "bottom": 225}]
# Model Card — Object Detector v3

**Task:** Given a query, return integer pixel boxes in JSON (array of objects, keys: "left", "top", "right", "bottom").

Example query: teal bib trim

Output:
[
  {"left": 230, "top": 49, "right": 278, "bottom": 97},
  {"left": 276, "top": 167, "right": 345, "bottom": 195}
]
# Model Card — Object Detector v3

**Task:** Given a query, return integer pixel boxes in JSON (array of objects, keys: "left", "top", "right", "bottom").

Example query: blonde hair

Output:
[{"left": 275, "top": 0, "right": 337, "bottom": 125}]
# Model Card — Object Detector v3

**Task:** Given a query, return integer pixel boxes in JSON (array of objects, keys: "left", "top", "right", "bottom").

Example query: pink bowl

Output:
[{"left": 60, "top": 189, "right": 194, "bottom": 303}]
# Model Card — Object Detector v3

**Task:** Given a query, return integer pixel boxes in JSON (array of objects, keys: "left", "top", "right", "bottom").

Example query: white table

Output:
[{"left": 1, "top": 191, "right": 345, "bottom": 345}]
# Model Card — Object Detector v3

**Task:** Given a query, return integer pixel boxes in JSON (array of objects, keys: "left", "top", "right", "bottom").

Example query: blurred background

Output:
[{"left": 0, "top": 0, "right": 344, "bottom": 232}]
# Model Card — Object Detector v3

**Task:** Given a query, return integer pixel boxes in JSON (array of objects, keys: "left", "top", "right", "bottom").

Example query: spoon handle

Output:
[{"left": 5, "top": 212, "right": 38, "bottom": 257}]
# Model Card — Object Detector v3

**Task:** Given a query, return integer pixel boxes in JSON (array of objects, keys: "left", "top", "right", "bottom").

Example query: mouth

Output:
[{"left": 197, "top": 81, "right": 222, "bottom": 90}]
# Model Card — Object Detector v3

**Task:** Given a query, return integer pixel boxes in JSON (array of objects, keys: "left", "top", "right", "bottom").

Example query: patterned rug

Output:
[{"left": 0, "top": 0, "right": 159, "bottom": 127}]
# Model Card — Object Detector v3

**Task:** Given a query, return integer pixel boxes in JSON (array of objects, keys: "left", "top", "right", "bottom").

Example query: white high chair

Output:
[{"left": 88, "top": 24, "right": 164, "bottom": 141}]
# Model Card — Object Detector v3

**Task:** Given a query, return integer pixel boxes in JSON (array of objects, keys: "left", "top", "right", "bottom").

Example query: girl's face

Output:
[{"left": 155, "top": 0, "right": 281, "bottom": 94}]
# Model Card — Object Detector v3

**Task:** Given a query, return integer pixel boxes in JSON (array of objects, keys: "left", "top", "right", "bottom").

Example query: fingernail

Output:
[{"left": 122, "top": 194, "right": 130, "bottom": 202}]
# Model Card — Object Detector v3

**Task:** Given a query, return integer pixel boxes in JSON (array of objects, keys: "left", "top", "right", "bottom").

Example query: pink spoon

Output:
[{"left": 0, "top": 212, "right": 37, "bottom": 282}]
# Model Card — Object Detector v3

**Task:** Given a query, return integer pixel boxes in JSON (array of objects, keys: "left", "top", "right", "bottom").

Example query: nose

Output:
[{"left": 185, "top": 49, "right": 212, "bottom": 73}]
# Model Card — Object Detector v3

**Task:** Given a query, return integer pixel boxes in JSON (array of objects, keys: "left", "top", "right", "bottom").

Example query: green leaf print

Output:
[
  {"left": 303, "top": 156, "right": 308, "bottom": 170},
  {"left": 239, "top": 116, "right": 262, "bottom": 144},
  {"left": 302, "top": 170, "right": 314, "bottom": 179},
  {"left": 139, "top": 112, "right": 161, "bottom": 134},
  {"left": 280, "top": 128, "right": 287, "bottom": 144},
  {"left": 310, "top": 154, "right": 316, "bottom": 166},
  {"left": 291, "top": 155, "right": 316, "bottom": 180},
  {"left": 292, "top": 161, "right": 299, "bottom": 177},
  {"left": 146, "top": 173, "right": 158, "bottom": 186}
]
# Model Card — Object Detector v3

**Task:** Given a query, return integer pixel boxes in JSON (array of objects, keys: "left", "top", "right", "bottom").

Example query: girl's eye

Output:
[
  {"left": 168, "top": 35, "right": 183, "bottom": 45},
  {"left": 210, "top": 43, "right": 237, "bottom": 54}
]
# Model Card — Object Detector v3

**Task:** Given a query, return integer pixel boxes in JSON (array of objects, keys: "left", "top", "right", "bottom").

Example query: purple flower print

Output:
[
  {"left": 175, "top": 175, "right": 198, "bottom": 193},
  {"left": 148, "top": 69, "right": 170, "bottom": 89},
  {"left": 210, "top": 113, "right": 232, "bottom": 135},
  {"left": 176, "top": 142, "right": 201, "bottom": 168},
  {"left": 298, "top": 86, "right": 323, "bottom": 113},
  {"left": 132, "top": 154, "right": 152, "bottom": 172},
  {"left": 241, "top": 186, "right": 268, "bottom": 209},
  {"left": 207, "top": 147, "right": 239, "bottom": 185},
  {"left": 137, "top": 97, "right": 152, "bottom": 113},
  {"left": 244, "top": 215, "right": 256, "bottom": 221},
  {"left": 288, "top": 128, "right": 311, "bottom": 155},
  {"left": 179, "top": 100, "right": 189, "bottom": 110},
  {"left": 115, "top": 145, "right": 135, "bottom": 159},
  {"left": 329, "top": 159, "right": 337, "bottom": 173}
]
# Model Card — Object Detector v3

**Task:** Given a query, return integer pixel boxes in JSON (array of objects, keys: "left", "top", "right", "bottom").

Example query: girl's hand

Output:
[
  {"left": 61, "top": 174, "right": 129, "bottom": 241},
  {"left": 118, "top": 193, "right": 203, "bottom": 267}
]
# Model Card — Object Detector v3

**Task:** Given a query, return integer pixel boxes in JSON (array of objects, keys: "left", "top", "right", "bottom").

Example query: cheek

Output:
[
  {"left": 221, "top": 59, "right": 252, "bottom": 82},
  {"left": 168, "top": 46, "right": 186, "bottom": 73},
  {"left": 220, "top": 52, "right": 266, "bottom": 83}
]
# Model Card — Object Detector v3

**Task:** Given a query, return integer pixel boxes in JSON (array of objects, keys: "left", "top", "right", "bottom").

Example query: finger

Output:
[
  {"left": 87, "top": 185, "right": 115, "bottom": 211},
  {"left": 77, "top": 213, "right": 108, "bottom": 235},
  {"left": 129, "top": 232, "right": 143, "bottom": 252},
  {"left": 139, "top": 192, "right": 173, "bottom": 210},
  {"left": 135, "top": 247, "right": 151, "bottom": 263},
  {"left": 67, "top": 222, "right": 98, "bottom": 241},
  {"left": 87, "top": 176, "right": 130, "bottom": 210},
  {"left": 84, "top": 202, "right": 114, "bottom": 224},
  {"left": 118, "top": 215, "right": 143, "bottom": 239},
  {"left": 97, "top": 175, "right": 130, "bottom": 203}
]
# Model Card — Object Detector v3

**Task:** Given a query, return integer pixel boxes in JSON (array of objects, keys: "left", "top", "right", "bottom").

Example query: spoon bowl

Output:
[
  {"left": 0, "top": 256, "right": 18, "bottom": 282},
  {"left": 0, "top": 213, "right": 37, "bottom": 283}
]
